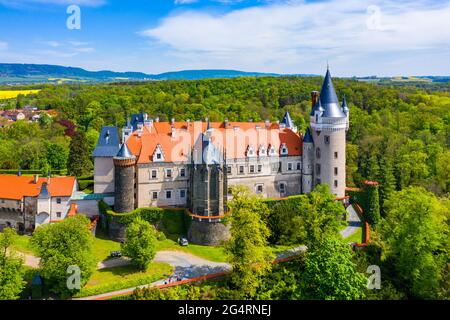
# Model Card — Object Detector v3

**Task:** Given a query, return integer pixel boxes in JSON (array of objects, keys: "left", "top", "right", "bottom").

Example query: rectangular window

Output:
[
  {"left": 56, "top": 198, "right": 61, "bottom": 204},
  {"left": 316, "top": 178, "right": 321, "bottom": 185},
  {"left": 257, "top": 165, "right": 262, "bottom": 173},
  {"left": 255, "top": 184, "right": 264, "bottom": 194},
  {"left": 180, "top": 168, "right": 186, "bottom": 177},
  {"left": 227, "top": 166, "right": 232, "bottom": 174},
  {"left": 239, "top": 166, "right": 244, "bottom": 174},
  {"left": 56, "top": 212, "right": 61, "bottom": 218},
  {"left": 1, "top": 199, "right": 5, "bottom": 204},
  {"left": 288, "top": 163, "right": 293, "bottom": 171},
  {"left": 297, "top": 162, "right": 301, "bottom": 170},
  {"left": 316, "top": 164, "right": 321, "bottom": 175},
  {"left": 166, "top": 190, "right": 172, "bottom": 199},
  {"left": 334, "top": 180, "right": 338, "bottom": 187},
  {"left": 334, "top": 152, "right": 338, "bottom": 159},
  {"left": 180, "top": 189, "right": 186, "bottom": 198},
  {"left": 334, "top": 167, "right": 338, "bottom": 176},
  {"left": 151, "top": 170, "right": 157, "bottom": 179},
  {"left": 152, "top": 191, "right": 158, "bottom": 200},
  {"left": 157, "top": 153, "right": 162, "bottom": 160},
  {"left": 166, "top": 169, "right": 172, "bottom": 178},
  {"left": 324, "top": 136, "right": 330, "bottom": 144},
  {"left": 250, "top": 165, "right": 255, "bottom": 173},
  {"left": 279, "top": 183, "right": 286, "bottom": 194}
]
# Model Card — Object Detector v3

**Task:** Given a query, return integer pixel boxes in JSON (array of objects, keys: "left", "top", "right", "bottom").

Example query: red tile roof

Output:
[
  {"left": 0, "top": 175, "right": 76, "bottom": 200},
  {"left": 126, "top": 121, "right": 302, "bottom": 164}
]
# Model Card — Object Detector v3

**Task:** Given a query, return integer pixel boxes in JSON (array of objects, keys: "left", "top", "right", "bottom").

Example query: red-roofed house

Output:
[{"left": 0, "top": 174, "right": 77, "bottom": 232}]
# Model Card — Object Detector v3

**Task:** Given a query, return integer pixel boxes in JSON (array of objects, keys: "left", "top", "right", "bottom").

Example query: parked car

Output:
[
  {"left": 110, "top": 251, "right": 122, "bottom": 258},
  {"left": 178, "top": 237, "right": 189, "bottom": 246}
]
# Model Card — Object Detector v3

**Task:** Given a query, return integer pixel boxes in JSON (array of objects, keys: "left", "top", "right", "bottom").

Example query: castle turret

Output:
[
  {"left": 310, "top": 68, "right": 349, "bottom": 197},
  {"left": 302, "top": 127, "right": 314, "bottom": 193},
  {"left": 187, "top": 127, "right": 229, "bottom": 246},
  {"left": 113, "top": 143, "right": 136, "bottom": 213},
  {"left": 281, "top": 111, "right": 297, "bottom": 133}
]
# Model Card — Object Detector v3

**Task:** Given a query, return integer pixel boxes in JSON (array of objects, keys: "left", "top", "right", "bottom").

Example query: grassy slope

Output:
[{"left": 75, "top": 262, "right": 173, "bottom": 298}]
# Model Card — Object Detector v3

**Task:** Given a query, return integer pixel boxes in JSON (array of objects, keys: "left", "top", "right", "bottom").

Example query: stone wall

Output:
[{"left": 187, "top": 219, "right": 231, "bottom": 246}]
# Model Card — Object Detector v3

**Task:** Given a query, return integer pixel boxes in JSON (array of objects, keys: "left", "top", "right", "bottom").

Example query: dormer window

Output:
[
  {"left": 258, "top": 145, "right": 267, "bottom": 157},
  {"left": 268, "top": 145, "right": 277, "bottom": 157},
  {"left": 246, "top": 146, "right": 256, "bottom": 158},
  {"left": 152, "top": 144, "right": 165, "bottom": 162},
  {"left": 280, "top": 143, "right": 288, "bottom": 156}
]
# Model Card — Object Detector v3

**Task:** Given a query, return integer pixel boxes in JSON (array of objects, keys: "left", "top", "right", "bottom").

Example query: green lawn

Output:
[
  {"left": 11, "top": 234, "right": 35, "bottom": 255},
  {"left": 92, "top": 231, "right": 121, "bottom": 263},
  {"left": 155, "top": 238, "right": 227, "bottom": 262},
  {"left": 345, "top": 226, "right": 363, "bottom": 244},
  {"left": 75, "top": 262, "right": 173, "bottom": 298}
]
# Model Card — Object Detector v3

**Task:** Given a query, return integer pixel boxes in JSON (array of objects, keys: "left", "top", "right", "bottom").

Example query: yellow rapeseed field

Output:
[{"left": 0, "top": 89, "right": 40, "bottom": 100}]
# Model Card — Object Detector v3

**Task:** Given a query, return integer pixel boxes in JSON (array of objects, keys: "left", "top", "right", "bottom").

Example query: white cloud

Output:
[
  {"left": 174, "top": 0, "right": 198, "bottom": 5},
  {"left": 0, "top": 41, "right": 8, "bottom": 50},
  {"left": 140, "top": 0, "right": 450, "bottom": 75}
]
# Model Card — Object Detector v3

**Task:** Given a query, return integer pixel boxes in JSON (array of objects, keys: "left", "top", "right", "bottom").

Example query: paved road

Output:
[
  {"left": 7, "top": 250, "right": 41, "bottom": 268},
  {"left": 76, "top": 246, "right": 306, "bottom": 300},
  {"left": 340, "top": 205, "right": 362, "bottom": 239}
]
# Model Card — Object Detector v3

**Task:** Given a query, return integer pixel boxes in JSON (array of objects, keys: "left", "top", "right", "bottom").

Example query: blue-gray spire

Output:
[
  {"left": 115, "top": 143, "right": 135, "bottom": 159},
  {"left": 303, "top": 127, "right": 313, "bottom": 143},
  {"left": 281, "top": 111, "right": 294, "bottom": 128},
  {"left": 310, "top": 98, "right": 324, "bottom": 116},
  {"left": 38, "top": 182, "right": 50, "bottom": 199},
  {"left": 319, "top": 69, "right": 346, "bottom": 118},
  {"left": 342, "top": 96, "right": 349, "bottom": 114}
]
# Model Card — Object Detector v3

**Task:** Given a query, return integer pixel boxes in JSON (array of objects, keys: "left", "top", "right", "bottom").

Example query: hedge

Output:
[
  {"left": 78, "top": 180, "right": 94, "bottom": 190},
  {"left": 98, "top": 201, "right": 191, "bottom": 236}
]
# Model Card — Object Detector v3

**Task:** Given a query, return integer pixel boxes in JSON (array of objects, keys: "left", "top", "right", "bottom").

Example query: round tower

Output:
[
  {"left": 113, "top": 143, "right": 136, "bottom": 213},
  {"left": 302, "top": 127, "right": 314, "bottom": 193},
  {"left": 310, "top": 68, "right": 349, "bottom": 198}
]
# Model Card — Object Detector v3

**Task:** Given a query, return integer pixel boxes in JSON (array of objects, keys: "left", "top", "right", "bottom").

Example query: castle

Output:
[{"left": 92, "top": 68, "right": 349, "bottom": 244}]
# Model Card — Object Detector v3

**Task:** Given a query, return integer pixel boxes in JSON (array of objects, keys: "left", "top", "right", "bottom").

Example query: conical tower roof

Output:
[
  {"left": 281, "top": 111, "right": 294, "bottom": 128},
  {"left": 319, "top": 69, "right": 346, "bottom": 118},
  {"left": 114, "top": 143, "right": 135, "bottom": 160},
  {"left": 342, "top": 96, "right": 349, "bottom": 114},
  {"left": 303, "top": 127, "right": 313, "bottom": 143}
]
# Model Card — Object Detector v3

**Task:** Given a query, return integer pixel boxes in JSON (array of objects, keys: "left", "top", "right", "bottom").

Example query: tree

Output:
[
  {"left": 224, "top": 185, "right": 274, "bottom": 298},
  {"left": 301, "top": 238, "right": 367, "bottom": 300},
  {"left": 269, "top": 184, "right": 345, "bottom": 248},
  {"left": 380, "top": 187, "right": 449, "bottom": 299},
  {"left": 363, "top": 182, "right": 381, "bottom": 226},
  {"left": 67, "top": 130, "right": 93, "bottom": 177},
  {"left": 0, "top": 228, "right": 26, "bottom": 300},
  {"left": 121, "top": 217, "right": 157, "bottom": 270},
  {"left": 31, "top": 215, "right": 95, "bottom": 297}
]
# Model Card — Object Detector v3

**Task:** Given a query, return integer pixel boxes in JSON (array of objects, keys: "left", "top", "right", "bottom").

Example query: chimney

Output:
[
  {"left": 311, "top": 91, "right": 319, "bottom": 107},
  {"left": 171, "top": 127, "right": 176, "bottom": 138},
  {"left": 144, "top": 113, "right": 148, "bottom": 121},
  {"left": 224, "top": 117, "right": 228, "bottom": 127},
  {"left": 265, "top": 119, "right": 270, "bottom": 129},
  {"left": 171, "top": 118, "right": 175, "bottom": 125},
  {"left": 47, "top": 171, "right": 51, "bottom": 185},
  {"left": 155, "top": 117, "right": 160, "bottom": 122},
  {"left": 33, "top": 174, "right": 39, "bottom": 184}
]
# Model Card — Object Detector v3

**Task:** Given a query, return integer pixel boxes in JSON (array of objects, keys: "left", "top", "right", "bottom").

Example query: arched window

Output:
[{"left": 316, "top": 147, "right": 321, "bottom": 159}]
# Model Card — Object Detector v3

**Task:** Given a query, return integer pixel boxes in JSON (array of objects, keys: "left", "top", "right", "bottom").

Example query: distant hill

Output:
[{"left": 0, "top": 63, "right": 314, "bottom": 84}]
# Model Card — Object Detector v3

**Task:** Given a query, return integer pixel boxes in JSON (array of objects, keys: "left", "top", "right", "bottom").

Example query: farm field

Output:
[{"left": 0, "top": 89, "right": 40, "bottom": 100}]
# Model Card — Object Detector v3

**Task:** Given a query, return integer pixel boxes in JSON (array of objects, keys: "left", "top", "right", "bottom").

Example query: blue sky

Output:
[{"left": 0, "top": 0, "right": 449, "bottom": 76}]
